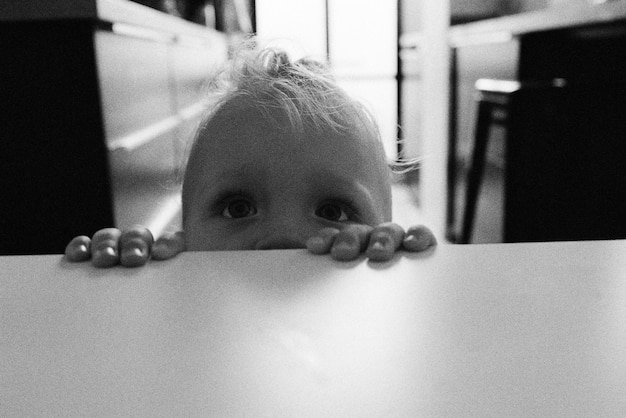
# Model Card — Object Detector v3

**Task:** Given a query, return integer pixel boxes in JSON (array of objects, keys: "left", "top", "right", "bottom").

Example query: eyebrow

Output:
[
  {"left": 196, "top": 166, "right": 377, "bottom": 213},
  {"left": 308, "top": 172, "right": 375, "bottom": 201},
  {"left": 194, "top": 164, "right": 267, "bottom": 199}
]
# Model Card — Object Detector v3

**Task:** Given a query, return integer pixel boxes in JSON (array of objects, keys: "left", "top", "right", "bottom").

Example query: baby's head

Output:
[{"left": 182, "top": 48, "right": 392, "bottom": 251}]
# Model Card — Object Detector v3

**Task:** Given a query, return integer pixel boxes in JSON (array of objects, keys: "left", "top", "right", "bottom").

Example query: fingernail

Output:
[
  {"left": 92, "top": 246, "right": 119, "bottom": 267},
  {"left": 306, "top": 236, "right": 325, "bottom": 248},
  {"left": 334, "top": 241, "right": 352, "bottom": 251},
  {"left": 403, "top": 234, "right": 431, "bottom": 251},
  {"left": 123, "top": 247, "right": 144, "bottom": 259},
  {"left": 72, "top": 244, "right": 90, "bottom": 261},
  {"left": 367, "top": 239, "right": 394, "bottom": 262},
  {"left": 331, "top": 240, "right": 359, "bottom": 261},
  {"left": 151, "top": 242, "right": 170, "bottom": 260},
  {"left": 122, "top": 247, "right": 146, "bottom": 267},
  {"left": 95, "top": 246, "right": 117, "bottom": 258}
]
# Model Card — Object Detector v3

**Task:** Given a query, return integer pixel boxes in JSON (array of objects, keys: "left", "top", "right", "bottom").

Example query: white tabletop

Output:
[{"left": 2, "top": 240, "right": 626, "bottom": 417}]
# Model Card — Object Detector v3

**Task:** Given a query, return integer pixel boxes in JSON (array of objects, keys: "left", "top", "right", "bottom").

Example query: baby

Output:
[{"left": 65, "top": 47, "right": 436, "bottom": 267}]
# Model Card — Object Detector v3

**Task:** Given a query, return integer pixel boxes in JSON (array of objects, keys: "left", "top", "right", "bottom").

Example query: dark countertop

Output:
[
  {"left": 449, "top": 1, "right": 626, "bottom": 46},
  {"left": 0, "top": 0, "right": 219, "bottom": 40}
]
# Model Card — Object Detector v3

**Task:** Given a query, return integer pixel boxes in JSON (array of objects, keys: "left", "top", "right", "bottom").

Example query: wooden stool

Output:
[{"left": 459, "top": 78, "right": 566, "bottom": 244}]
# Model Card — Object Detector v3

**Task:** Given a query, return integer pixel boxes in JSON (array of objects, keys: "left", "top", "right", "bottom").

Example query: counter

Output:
[
  {"left": 2, "top": 241, "right": 626, "bottom": 415},
  {"left": 449, "top": 0, "right": 626, "bottom": 45}
]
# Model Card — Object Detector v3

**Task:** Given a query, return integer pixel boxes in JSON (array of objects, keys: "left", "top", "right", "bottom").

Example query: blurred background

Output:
[{"left": 1, "top": 0, "right": 625, "bottom": 254}]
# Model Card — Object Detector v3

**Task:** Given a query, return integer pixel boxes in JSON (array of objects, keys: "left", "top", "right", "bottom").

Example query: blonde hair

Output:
[{"left": 199, "top": 46, "right": 380, "bottom": 136}]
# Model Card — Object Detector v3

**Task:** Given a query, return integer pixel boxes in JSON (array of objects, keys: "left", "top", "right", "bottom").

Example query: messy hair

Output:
[
  {"left": 202, "top": 46, "right": 421, "bottom": 171},
  {"left": 199, "top": 46, "right": 380, "bottom": 138},
  {"left": 182, "top": 45, "right": 418, "bottom": 169}
]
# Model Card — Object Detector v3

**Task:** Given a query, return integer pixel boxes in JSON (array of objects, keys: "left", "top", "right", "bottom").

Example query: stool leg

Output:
[{"left": 461, "top": 100, "right": 492, "bottom": 244}]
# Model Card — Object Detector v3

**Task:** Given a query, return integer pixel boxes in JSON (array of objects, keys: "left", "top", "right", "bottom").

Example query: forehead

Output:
[
  {"left": 192, "top": 102, "right": 385, "bottom": 173},
  {"left": 183, "top": 100, "right": 391, "bottom": 216}
]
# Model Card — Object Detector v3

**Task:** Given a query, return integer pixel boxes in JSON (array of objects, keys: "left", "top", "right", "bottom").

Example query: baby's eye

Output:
[
  {"left": 222, "top": 198, "right": 257, "bottom": 218},
  {"left": 315, "top": 202, "right": 350, "bottom": 222}
]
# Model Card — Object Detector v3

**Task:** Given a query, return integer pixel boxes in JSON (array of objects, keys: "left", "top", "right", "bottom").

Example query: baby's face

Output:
[{"left": 183, "top": 103, "right": 391, "bottom": 251}]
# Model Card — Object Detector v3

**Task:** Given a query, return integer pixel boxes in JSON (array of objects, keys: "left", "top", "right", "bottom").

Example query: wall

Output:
[
  {"left": 255, "top": 0, "right": 326, "bottom": 59},
  {"left": 418, "top": 1, "right": 450, "bottom": 239}
]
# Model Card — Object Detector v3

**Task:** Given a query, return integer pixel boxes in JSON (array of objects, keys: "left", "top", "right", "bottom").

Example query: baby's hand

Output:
[
  {"left": 306, "top": 223, "right": 436, "bottom": 262},
  {"left": 64, "top": 226, "right": 185, "bottom": 268}
]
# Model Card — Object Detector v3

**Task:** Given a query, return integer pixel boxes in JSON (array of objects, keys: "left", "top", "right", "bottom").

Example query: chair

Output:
[{"left": 459, "top": 78, "right": 566, "bottom": 244}]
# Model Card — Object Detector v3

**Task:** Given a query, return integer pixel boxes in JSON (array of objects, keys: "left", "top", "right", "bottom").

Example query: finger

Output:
[
  {"left": 366, "top": 222, "right": 405, "bottom": 262},
  {"left": 91, "top": 228, "right": 122, "bottom": 268},
  {"left": 119, "top": 226, "right": 154, "bottom": 267},
  {"left": 402, "top": 225, "right": 437, "bottom": 252},
  {"left": 152, "top": 231, "right": 186, "bottom": 260},
  {"left": 65, "top": 235, "right": 91, "bottom": 262},
  {"left": 330, "top": 224, "right": 373, "bottom": 261},
  {"left": 305, "top": 227, "right": 340, "bottom": 255}
]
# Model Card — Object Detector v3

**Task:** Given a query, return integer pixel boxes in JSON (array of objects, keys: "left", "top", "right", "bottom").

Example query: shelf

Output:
[{"left": 0, "top": 0, "right": 224, "bottom": 41}]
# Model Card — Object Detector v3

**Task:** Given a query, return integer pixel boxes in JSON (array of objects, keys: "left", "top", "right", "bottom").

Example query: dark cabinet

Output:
[
  {"left": 0, "top": 1, "right": 227, "bottom": 254},
  {"left": 447, "top": 6, "right": 626, "bottom": 243}
]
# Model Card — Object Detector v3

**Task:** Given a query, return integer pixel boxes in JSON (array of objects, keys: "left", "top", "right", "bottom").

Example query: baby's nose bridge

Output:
[
  {"left": 254, "top": 205, "right": 311, "bottom": 250},
  {"left": 254, "top": 225, "right": 307, "bottom": 250},
  {"left": 254, "top": 236, "right": 304, "bottom": 250}
]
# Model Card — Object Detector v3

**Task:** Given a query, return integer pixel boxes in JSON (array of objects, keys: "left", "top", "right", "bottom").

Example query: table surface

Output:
[
  {"left": 448, "top": 1, "right": 626, "bottom": 45},
  {"left": 2, "top": 240, "right": 626, "bottom": 417}
]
